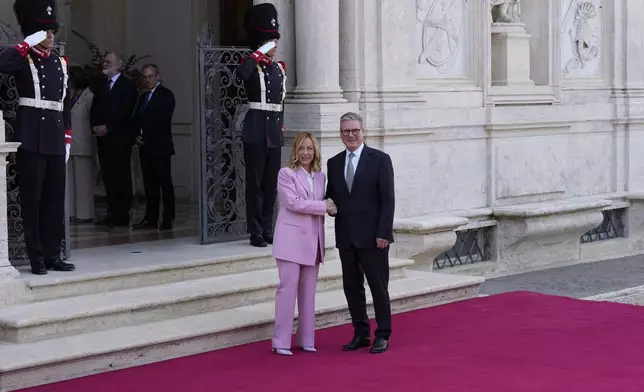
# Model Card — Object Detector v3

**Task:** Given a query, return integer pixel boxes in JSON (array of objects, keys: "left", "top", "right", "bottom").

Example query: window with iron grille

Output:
[
  {"left": 434, "top": 227, "right": 491, "bottom": 269},
  {"left": 580, "top": 208, "right": 626, "bottom": 244}
]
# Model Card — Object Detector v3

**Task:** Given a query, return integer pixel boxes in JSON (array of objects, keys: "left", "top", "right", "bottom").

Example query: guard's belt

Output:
[
  {"left": 19, "top": 97, "right": 64, "bottom": 112},
  {"left": 248, "top": 102, "right": 282, "bottom": 112}
]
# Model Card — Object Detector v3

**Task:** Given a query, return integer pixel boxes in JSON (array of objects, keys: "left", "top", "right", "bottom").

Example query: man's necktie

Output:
[
  {"left": 142, "top": 91, "right": 152, "bottom": 110},
  {"left": 346, "top": 152, "right": 355, "bottom": 192}
]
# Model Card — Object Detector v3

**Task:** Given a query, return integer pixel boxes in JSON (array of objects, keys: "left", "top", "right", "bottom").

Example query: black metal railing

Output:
[
  {"left": 580, "top": 208, "right": 626, "bottom": 244},
  {"left": 434, "top": 227, "right": 491, "bottom": 269}
]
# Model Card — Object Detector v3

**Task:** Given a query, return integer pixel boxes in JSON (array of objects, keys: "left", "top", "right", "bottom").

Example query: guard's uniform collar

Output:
[{"left": 31, "top": 45, "right": 52, "bottom": 59}]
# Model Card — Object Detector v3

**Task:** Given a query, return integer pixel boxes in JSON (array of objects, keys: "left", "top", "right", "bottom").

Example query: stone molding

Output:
[
  {"left": 492, "top": 198, "right": 611, "bottom": 272},
  {"left": 392, "top": 215, "right": 469, "bottom": 271}
]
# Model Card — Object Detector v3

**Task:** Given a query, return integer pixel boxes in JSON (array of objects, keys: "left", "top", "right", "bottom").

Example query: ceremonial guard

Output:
[
  {"left": 0, "top": 0, "right": 75, "bottom": 274},
  {"left": 236, "top": 3, "right": 287, "bottom": 247}
]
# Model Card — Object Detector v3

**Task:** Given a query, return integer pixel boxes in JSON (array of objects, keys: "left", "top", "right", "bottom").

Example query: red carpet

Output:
[{"left": 21, "top": 291, "right": 644, "bottom": 392}]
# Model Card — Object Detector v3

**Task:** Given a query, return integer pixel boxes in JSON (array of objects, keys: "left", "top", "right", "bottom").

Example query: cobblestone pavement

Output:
[{"left": 480, "top": 254, "right": 644, "bottom": 299}]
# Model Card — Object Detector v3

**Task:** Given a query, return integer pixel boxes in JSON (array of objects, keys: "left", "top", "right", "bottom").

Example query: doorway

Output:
[
  {"left": 65, "top": 0, "right": 254, "bottom": 252},
  {"left": 1, "top": 0, "right": 254, "bottom": 266}
]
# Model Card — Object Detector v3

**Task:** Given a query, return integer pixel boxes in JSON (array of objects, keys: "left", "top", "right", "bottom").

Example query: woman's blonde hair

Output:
[{"left": 289, "top": 132, "right": 322, "bottom": 172}]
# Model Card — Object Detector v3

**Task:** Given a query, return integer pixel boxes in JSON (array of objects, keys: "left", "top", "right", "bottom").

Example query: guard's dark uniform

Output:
[
  {"left": 236, "top": 3, "right": 286, "bottom": 247},
  {"left": 0, "top": 0, "right": 74, "bottom": 274}
]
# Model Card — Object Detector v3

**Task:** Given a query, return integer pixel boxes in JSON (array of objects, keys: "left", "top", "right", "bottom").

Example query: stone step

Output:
[
  {"left": 23, "top": 248, "right": 339, "bottom": 302},
  {"left": 0, "top": 258, "right": 412, "bottom": 343},
  {"left": 0, "top": 271, "right": 484, "bottom": 392}
]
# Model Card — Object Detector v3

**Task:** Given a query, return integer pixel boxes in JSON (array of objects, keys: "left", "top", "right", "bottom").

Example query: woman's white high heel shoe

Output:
[
  {"left": 272, "top": 348, "right": 293, "bottom": 356},
  {"left": 301, "top": 347, "right": 317, "bottom": 353}
]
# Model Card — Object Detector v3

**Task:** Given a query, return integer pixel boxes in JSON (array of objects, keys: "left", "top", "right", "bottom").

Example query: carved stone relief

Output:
[
  {"left": 562, "top": 0, "right": 600, "bottom": 77},
  {"left": 416, "top": 0, "right": 464, "bottom": 74},
  {"left": 491, "top": 0, "right": 522, "bottom": 24}
]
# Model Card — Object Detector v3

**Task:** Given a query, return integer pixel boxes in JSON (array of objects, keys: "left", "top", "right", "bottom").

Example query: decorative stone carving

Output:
[
  {"left": 416, "top": 0, "right": 464, "bottom": 73},
  {"left": 562, "top": 1, "right": 600, "bottom": 77},
  {"left": 491, "top": 0, "right": 521, "bottom": 24},
  {"left": 198, "top": 23, "right": 214, "bottom": 47}
]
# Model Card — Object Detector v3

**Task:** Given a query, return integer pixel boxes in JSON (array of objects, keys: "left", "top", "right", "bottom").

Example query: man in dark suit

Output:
[
  {"left": 132, "top": 64, "right": 175, "bottom": 231},
  {"left": 325, "top": 112, "right": 395, "bottom": 354},
  {"left": 89, "top": 51, "right": 138, "bottom": 226}
]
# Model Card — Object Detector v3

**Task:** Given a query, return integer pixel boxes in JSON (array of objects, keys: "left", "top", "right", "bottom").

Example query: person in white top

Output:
[{"left": 66, "top": 66, "right": 96, "bottom": 222}]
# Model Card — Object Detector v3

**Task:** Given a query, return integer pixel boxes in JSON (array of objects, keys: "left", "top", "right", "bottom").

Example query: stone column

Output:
[
  {"left": 0, "top": 113, "right": 24, "bottom": 307},
  {"left": 253, "top": 0, "right": 296, "bottom": 93},
  {"left": 291, "top": 0, "right": 345, "bottom": 103},
  {"left": 339, "top": 0, "right": 360, "bottom": 102}
]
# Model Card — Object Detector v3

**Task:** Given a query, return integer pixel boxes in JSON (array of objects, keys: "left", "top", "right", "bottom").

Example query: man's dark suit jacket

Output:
[
  {"left": 133, "top": 84, "right": 176, "bottom": 157},
  {"left": 325, "top": 145, "right": 395, "bottom": 250},
  {"left": 89, "top": 74, "right": 138, "bottom": 143}
]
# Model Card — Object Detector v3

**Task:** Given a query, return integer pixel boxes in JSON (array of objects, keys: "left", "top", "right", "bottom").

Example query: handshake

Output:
[{"left": 325, "top": 198, "right": 337, "bottom": 216}]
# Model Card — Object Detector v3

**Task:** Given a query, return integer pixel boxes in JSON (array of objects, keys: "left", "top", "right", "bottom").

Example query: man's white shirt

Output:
[{"left": 108, "top": 73, "right": 121, "bottom": 90}]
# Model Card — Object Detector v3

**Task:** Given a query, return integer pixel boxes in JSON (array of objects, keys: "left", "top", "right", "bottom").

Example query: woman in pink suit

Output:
[{"left": 271, "top": 132, "right": 336, "bottom": 356}]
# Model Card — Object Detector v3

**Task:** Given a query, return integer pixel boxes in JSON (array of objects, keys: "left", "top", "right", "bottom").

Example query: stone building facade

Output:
[{"left": 0, "top": 0, "right": 643, "bottom": 282}]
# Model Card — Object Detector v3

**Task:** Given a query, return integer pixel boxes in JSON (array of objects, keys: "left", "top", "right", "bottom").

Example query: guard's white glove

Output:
[
  {"left": 257, "top": 41, "right": 276, "bottom": 55},
  {"left": 23, "top": 30, "right": 47, "bottom": 48},
  {"left": 65, "top": 144, "right": 70, "bottom": 163}
]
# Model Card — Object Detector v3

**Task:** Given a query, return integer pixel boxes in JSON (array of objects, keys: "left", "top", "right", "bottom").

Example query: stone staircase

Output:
[{"left": 0, "top": 248, "right": 483, "bottom": 391}]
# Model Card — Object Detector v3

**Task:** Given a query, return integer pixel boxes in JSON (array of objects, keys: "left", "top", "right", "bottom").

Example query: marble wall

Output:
[
  {"left": 344, "top": 0, "right": 643, "bottom": 220},
  {"left": 272, "top": 0, "right": 644, "bottom": 230}
]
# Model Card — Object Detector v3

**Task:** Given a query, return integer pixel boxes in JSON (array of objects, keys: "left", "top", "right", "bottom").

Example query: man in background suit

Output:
[
  {"left": 325, "top": 112, "right": 396, "bottom": 354},
  {"left": 90, "top": 52, "right": 138, "bottom": 227},
  {"left": 132, "top": 64, "right": 175, "bottom": 231}
]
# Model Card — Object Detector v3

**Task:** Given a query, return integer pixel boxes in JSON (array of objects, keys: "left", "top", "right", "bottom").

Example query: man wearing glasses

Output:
[{"left": 325, "top": 112, "right": 396, "bottom": 354}]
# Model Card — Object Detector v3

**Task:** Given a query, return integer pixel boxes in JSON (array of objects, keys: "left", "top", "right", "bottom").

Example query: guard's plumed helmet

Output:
[
  {"left": 244, "top": 3, "right": 280, "bottom": 51},
  {"left": 13, "top": 0, "right": 59, "bottom": 37}
]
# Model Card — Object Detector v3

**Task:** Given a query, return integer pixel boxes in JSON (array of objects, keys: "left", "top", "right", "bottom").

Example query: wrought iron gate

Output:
[
  {"left": 0, "top": 43, "right": 68, "bottom": 264},
  {"left": 197, "top": 46, "right": 252, "bottom": 244}
]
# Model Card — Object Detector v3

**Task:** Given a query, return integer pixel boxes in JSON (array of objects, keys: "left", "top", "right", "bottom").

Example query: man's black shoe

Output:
[
  {"left": 30, "top": 261, "right": 47, "bottom": 275},
  {"left": 342, "top": 336, "right": 371, "bottom": 351},
  {"left": 370, "top": 338, "right": 389, "bottom": 354},
  {"left": 45, "top": 260, "right": 76, "bottom": 272},
  {"left": 250, "top": 235, "right": 268, "bottom": 247}
]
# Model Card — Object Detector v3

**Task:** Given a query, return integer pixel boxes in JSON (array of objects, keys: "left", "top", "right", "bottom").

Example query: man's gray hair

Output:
[
  {"left": 141, "top": 63, "right": 160, "bottom": 74},
  {"left": 340, "top": 112, "right": 363, "bottom": 127},
  {"left": 105, "top": 51, "right": 124, "bottom": 68}
]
